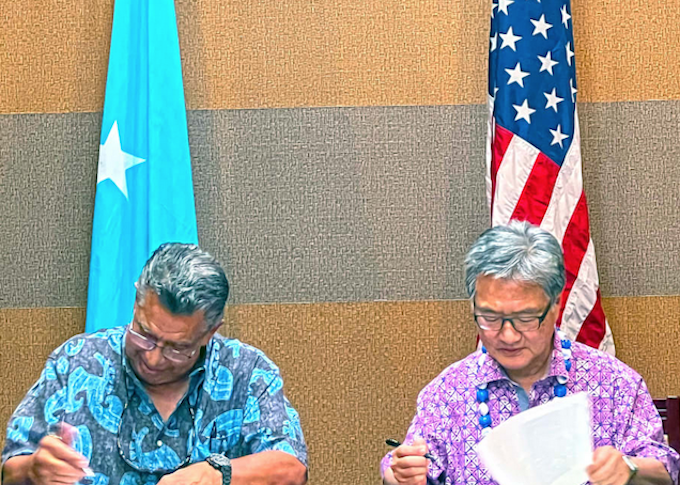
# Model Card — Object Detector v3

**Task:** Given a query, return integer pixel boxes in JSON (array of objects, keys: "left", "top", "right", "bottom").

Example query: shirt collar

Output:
[{"left": 472, "top": 330, "right": 569, "bottom": 387}]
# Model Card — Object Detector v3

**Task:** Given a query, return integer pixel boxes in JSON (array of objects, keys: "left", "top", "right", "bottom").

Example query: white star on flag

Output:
[
  {"left": 544, "top": 88, "right": 564, "bottom": 112},
  {"left": 491, "top": 1, "right": 498, "bottom": 18},
  {"left": 505, "top": 62, "right": 530, "bottom": 87},
  {"left": 490, "top": 33, "right": 498, "bottom": 51},
  {"left": 531, "top": 14, "right": 552, "bottom": 39},
  {"left": 498, "top": 0, "right": 514, "bottom": 15},
  {"left": 565, "top": 42, "right": 575, "bottom": 66},
  {"left": 561, "top": 5, "right": 571, "bottom": 27},
  {"left": 570, "top": 78, "right": 578, "bottom": 102},
  {"left": 538, "top": 51, "right": 559, "bottom": 75},
  {"left": 549, "top": 124, "right": 569, "bottom": 147},
  {"left": 513, "top": 99, "right": 536, "bottom": 123},
  {"left": 500, "top": 26, "right": 522, "bottom": 51},
  {"left": 97, "top": 121, "right": 146, "bottom": 198}
]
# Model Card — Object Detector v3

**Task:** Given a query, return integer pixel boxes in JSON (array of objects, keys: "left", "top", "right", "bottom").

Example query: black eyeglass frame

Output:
[{"left": 473, "top": 299, "right": 553, "bottom": 333}]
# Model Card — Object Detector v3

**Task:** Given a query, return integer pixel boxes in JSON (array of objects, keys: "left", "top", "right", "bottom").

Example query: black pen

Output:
[
  {"left": 210, "top": 421, "right": 217, "bottom": 453},
  {"left": 386, "top": 438, "right": 436, "bottom": 461}
]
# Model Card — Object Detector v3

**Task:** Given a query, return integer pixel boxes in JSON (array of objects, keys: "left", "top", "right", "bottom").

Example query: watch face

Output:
[{"left": 209, "top": 453, "right": 231, "bottom": 468}]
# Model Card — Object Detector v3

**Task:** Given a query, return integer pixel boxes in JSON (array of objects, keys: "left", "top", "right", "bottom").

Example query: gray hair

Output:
[
  {"left": 135, "top": 243, "right": 229, "bottom": 330},
  {"left": 464, "top": 221, "right": 565, "bottom": 302}
]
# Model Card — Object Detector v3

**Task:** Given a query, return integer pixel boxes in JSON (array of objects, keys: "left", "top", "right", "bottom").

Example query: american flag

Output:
[{"left": 486, "top": 0, "right": 614, "bottom": 353}]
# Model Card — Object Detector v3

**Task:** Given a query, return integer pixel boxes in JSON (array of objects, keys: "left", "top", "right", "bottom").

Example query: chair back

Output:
[{"left": 653, "top": 396, "right": 680, "bottom": 453}]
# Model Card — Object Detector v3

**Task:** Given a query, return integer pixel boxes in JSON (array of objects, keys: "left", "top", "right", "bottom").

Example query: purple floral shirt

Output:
[{"left": 381, "top": 332, "right": 679, "bottom": 484}]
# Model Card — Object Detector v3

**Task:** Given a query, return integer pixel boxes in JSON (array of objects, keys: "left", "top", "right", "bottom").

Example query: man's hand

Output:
[
  {"left": 26, "top": 424, "right": 90, "bottom": 485},
  {"left": 388, "top": 438, "right": 430, "bottom": 485},
  {"left": 587, "top": 446, "right": 634, "bottom": 485},
  {"left": 157, "top": 461, "right": 221, "bottom": 485}
]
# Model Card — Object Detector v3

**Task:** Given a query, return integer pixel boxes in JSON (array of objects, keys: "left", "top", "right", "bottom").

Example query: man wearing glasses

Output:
[
  {"left": 382, "top": 221, "right": 678, "bottom": 485},
  {"left": 2, "top": 243, "right": 307, "bottom": 485}
]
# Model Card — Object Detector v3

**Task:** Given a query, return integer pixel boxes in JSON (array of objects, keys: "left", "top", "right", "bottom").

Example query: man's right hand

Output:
[
  {"left": 6, "top": 424, "right": 91, "bottom": 485},
  {"left": 387, "top": 438, "right": 430, "bottom": 485},
  {"left": 27, "top": 431, "right": 90, "bottom": 484}
]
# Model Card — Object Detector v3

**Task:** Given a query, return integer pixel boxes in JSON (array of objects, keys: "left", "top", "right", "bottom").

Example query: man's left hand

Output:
[
  {"left": 587, "top": 446, "right": 635, "bottom": 485},
  {"left": 157, "top": 462, "right": 221, "bottom": 485}
]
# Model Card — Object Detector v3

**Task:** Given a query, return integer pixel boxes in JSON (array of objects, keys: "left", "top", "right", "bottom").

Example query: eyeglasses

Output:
[
  {"left": 473, "top": 300, "right": 553, "bottom": 332},
  {"left": 126, "top": 322, "right": 202, "bottom": 363},
  {"left": 117, "top": 377, "right": 196, "bottom": 476}
]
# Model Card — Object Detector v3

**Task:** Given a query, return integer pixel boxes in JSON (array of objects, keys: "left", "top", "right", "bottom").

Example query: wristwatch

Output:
[
  {"left": 206, "top": 453, "right": 232, "bottom": 485},
  {"left": 621, "top": 455, "right": 639, "bottom": 485}
]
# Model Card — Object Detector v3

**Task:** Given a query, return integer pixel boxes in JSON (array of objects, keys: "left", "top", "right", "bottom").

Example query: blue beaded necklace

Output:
[{"left": 477, "top": 329, "right": 572, "bottom": 436}]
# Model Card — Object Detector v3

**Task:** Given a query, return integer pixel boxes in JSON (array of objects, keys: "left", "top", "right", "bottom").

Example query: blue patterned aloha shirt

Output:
[{"left": 3, "top": 326, "right": 307, "bottom": 485}]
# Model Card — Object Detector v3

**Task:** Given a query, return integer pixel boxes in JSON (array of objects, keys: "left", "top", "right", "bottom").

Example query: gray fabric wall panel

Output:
[
  {"left": 0, "top": 101, "right": 679, "bottom": 308},
  {"left": 580, "top": 101, "right": 680, "bottom": 296},
  {"left": 0, "top": 113, "right": 98, "bottom": 307},
  {"left": 190, "top": 105, "right": 488, "bottom": 304}
]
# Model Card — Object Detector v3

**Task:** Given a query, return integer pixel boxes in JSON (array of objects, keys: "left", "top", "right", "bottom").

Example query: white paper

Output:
[{"left": 476, "top": 392, "right": 593, "bottom": 485}]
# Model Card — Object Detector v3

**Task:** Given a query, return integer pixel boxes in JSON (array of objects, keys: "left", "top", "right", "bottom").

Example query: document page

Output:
[{"left": 476, "top": 392, "right": 593, "bottom": 485}]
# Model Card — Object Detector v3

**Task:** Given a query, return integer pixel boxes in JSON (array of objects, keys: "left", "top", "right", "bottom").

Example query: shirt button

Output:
[{"left": 157, "top": 440, "right": 163, "bottom": 447}]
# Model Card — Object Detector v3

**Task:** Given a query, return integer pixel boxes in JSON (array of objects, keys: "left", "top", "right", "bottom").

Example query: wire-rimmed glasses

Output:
[{"left": 126, "top": 322, "right": 203, "bottom": 364}]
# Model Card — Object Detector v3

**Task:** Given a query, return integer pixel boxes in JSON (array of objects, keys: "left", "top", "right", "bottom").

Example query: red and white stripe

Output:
[{"left": 486, "top": 98, "right": 615, "bottom": 354}]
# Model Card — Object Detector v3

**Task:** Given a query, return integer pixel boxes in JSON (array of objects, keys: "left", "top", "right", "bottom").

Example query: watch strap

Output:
[
  {"left": 206, "top": 453, "right": 232, "bottom": 485},
  {"left": 621, "top": 455, "right": 639, "bottom": 485}
]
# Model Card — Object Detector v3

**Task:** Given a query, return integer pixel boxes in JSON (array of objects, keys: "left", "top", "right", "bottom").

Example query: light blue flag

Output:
[{"left": 86, "top": 0, "right": 198, "bottom": 333}]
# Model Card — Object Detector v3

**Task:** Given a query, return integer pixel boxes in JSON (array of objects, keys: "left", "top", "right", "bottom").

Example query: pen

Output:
[
  {"left": 50, "top": 413, "right": 95, "bottom": 480},
  {"left": 385, "top": 438, "right": 436, "bottom": 461},
  {"left": 210, "top": 421, "right": 217, "bottom": 453}
]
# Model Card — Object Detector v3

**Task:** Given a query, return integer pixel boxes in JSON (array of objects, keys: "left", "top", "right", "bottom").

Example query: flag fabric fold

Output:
[
  {"left": 486, "top": 0, "right": 614, "bottom": 353},
  {"left": 86, "top": 0, "right": 198, "bottom": 333}
]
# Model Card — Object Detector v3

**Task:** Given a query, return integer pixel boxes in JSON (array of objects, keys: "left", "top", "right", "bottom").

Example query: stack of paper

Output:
[{"left": 476, "top": 392, "right": 593, "bottom": 485}]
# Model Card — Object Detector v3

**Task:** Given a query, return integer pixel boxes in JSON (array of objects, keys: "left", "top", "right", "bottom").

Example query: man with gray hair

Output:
[
  {"left": 3, "top": 243, "right": 308, "bottom": 485},
  {"left": 382, "top": 221, "right": 678, "bottom": 485}
]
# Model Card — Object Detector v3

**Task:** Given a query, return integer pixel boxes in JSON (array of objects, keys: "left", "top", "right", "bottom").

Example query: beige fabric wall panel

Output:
[
  {"left": 179, "top": 0, "right": 489, "bottom": 109},
  {"left": 0, "top": 0, "right": 113, "bottom": 114},
  {"left": 2, "top": 298, "right": 680, "bottom": 483},
  {"left": 602, "top": 296, "right": 680, "bottom": 400},
  {"left": 573, "top": 0, "right": 680, "bottom": 103},
  {"left": 2, "top": 0, "right": 679, "bottom": 114}
]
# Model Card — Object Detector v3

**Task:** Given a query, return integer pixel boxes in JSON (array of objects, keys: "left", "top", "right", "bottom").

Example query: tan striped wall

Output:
[{"left": 1, "top": 0, "right": 679, "bottom": 483}]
